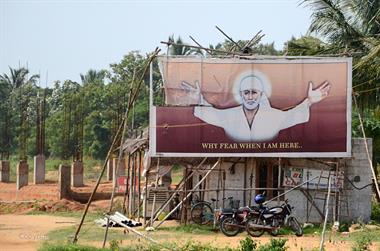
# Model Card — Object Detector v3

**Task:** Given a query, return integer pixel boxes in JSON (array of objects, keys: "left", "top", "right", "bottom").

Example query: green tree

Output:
[
  {"left": 0, "top": 67, "right": 39, "bottom": 160},
  {"left": 302, "top": 0, "right": 380, "bottom": 165},
  {"left": 302, "top": 0, "right": 380, "bottom": 108},
  {"left": 168, "top": 35, "right": 199, "bottom": 56}
]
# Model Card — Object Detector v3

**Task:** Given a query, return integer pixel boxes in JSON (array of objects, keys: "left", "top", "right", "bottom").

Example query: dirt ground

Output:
[
  {"left": 0, "top": 180, "right": 114, "bottom": 202},
  {"left": 1, "top": 182, "right": 379, "bottom": 251},
  {"left": 1, "top": 213, "right": 380, "bottom": 251},
  {"left": 0, "top": 214, "right": 77, "bottom": 251}
]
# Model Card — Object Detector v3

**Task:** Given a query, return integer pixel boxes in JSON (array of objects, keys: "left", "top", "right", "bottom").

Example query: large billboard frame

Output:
[{"left": 149, "top": 56, "right": 352, "bottom": 158}]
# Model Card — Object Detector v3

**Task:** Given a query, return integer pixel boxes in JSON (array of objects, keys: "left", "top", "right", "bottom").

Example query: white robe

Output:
[{"left": 194, "top": 100, "right": 310, "bottom": 142}]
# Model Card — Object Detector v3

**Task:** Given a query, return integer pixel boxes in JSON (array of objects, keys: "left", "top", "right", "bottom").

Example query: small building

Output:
[{"left": 120, "top": 55, "right": 375, "bottom": 226}]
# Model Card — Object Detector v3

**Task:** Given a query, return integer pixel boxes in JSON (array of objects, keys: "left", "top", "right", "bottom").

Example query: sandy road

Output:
[
  {"left": 0, "top": 214, "right": 379, "bottom": 251},
  {"left": 0, "top": 214, "right": 76, "bottom": 251}
]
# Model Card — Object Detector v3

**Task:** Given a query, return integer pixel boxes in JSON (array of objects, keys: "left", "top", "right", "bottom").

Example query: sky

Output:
[{"left": 0, "top": 0, "right": 313, "bottom": 86}]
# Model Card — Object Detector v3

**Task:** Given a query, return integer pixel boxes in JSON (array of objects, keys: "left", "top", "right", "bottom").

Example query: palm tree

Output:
[
  {"left": 168, "top": 36, "right": 194, "bottom": 56},
  {"left": 80, "top": 69, "right": 107, "bottom": 86},
  {"left": 0, "top": 67, "right": 39, "bottom": 160},
  {"left": 302, "top": 0, "right": 380, "bottom": 108},
  {"left": 0, "top": 67, "right": 39, "bottom": 89}
]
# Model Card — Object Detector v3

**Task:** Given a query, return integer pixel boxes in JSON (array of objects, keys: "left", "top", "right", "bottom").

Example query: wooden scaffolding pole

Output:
[
  {"left": 73, "top": 48, "right": 160, "bottom": 245},
  {"left": 150, "top": 157, "right": 208, "bottom": 225},
  {"left": 155, "top": 158, "right": 221, "bottom": 229},
  {"left": 143, "top": 168, "right": 149, "bottom": 227},
  {"left": 122, "top": 155, "right": 131, "bottom": 215},
  {"left": 353, "top": 94, "right": 380, "bottom": 201},
  {"left": 137, "top": 150, "right": 142, "bottom": 222},
  {"left": 150, "top": 158, "right": 160, "bottom": 226}
]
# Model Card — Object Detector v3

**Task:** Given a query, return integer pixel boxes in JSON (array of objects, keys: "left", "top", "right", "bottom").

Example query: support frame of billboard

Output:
[{"left": 149, "top": 56, "right": 352, "bottom": 158}]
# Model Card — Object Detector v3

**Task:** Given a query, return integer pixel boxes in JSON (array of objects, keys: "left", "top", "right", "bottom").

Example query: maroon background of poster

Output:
[
  {"left": 154, "top": 58, "right": 350, "bottom": 155},
  {"left": 155, "top": 96, "right": 347, "bottom": 154}
]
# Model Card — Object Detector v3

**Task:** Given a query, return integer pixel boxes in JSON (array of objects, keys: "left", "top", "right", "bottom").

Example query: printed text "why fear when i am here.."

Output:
[{"left": 201, "top": 142, "right": 302, "bottom": 149}]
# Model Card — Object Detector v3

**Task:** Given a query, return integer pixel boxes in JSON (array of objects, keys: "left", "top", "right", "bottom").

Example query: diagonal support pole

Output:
[{"left": 155, "top": 158, "right": 221, "bottom": 229}]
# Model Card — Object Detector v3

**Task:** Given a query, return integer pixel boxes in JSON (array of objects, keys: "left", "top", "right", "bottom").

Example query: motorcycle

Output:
[
  {"left": 245, "top": 196, "right": 303, "bottom": 237},
  {"left": 219, "top": 205, "right": 260, "bottom": 237}
]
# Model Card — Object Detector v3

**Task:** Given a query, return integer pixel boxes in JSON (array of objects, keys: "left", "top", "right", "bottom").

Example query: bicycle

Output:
[{"left": 190, "top": 196, "right": 235, "bottom": 226}]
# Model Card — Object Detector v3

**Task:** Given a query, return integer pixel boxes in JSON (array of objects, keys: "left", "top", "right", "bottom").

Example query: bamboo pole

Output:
[
  {"left": 131, "top": 153, "right": 136, "bottom": 217},
  {"left": 150, "top": 158, "right": 160, "bottom": 226},
  {"left": 243, "top": 158, "right": 247, "bottom": 206},
  {"left": 161, "top": 41, "right": 247, "bottom": 56},
  {"left": 264, "top": 176, "right": 319, "bottom": 204},
  {"left": 104, "top": 97, "right": 134, "bottom": 247},
  {"left": 249, "top": 158, "right": 254, "bottom": 206},
  {"left": 156, "top": 187, "right": 287, "bottom": 193},
  {"left": 215, "top": 25, "right": 242, "bottom": 50},
  {"left": 181, "top": 167, "right": 188, "bottom": 224},
  {"left": 319, "top": 176, "right": 332, "bottom": 251},
  {"left": 277, "top": 158, "right": 282, "bottom": 205},
  {"left": 353, "top": 94, "right": 380, "bottom": 201},
  {"left": 143, "top": 169, "right": 149, "bottom": 227},
  {"left": 150, "top": 157, "right": 208, "bottom": 224},
  {"left": 155, "top": 158, "right": 221, "bottom": 229},
  {"left": 137, "top": 150, "right": 142, "bottom": 222},
  {"left": 122, "top": 155, "right": 131, "bottom": 215},
  {"left": 73, "top": 48, "right": 160, "bottom": 245}
]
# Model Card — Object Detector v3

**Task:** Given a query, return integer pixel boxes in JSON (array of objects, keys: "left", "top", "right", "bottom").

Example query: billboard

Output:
[{"left": 150, "top": 56, "right": 352, "bottom": 157}]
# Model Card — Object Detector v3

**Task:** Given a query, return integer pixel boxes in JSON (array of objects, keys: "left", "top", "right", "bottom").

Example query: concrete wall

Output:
[
  {"left": 106, "top": 158, "right": 113, "bottom": 181},
  {"left": 344, "top": 138, "right": 373, "bottom": 222},
  {"left": 59, "top": 164, "right": 71, "bottom": 199},
  {"left": 285, "top": 138, "right": 373, "bottom": 223},
  {"left": 16, "top": 160, "right": 28, "bottom": 190},
  {"left": 71, "top": 161, "right": 84, "bottom": 187},
  {"left": 34, "top": 154, "right": 45, "bottom": 184},
  {"left": 192, "top": 159, "right": 255, "bottom": 209},
  {"left": 0, "top": 160, "right": 10, "bottom": 182}
]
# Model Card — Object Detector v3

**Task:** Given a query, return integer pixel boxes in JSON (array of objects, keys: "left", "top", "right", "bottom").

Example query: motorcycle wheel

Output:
[
  {"left": 190, "top": 202, "right": 213, "bottom": 225},
  {"left": 270, "top": 228, "right": 279, "bottom": 236},
  {"left": 220, "top": 216, "right": 240, "bottom": 237},
  {"left": 269, "top": 219, "right": 280, "bottom": 236},
  {"left": 246, "top": 218, "right": 265, "bottom": 237},
  {"left": 288, "top": 216, "right": 303, "bottom": 237}
]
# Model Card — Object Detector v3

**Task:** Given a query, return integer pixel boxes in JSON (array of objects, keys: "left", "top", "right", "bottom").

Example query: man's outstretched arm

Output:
[
  {"left": 181, "top": 81, "right": 226, "bottom": 127},
  {"left": 279, "top": 81, "right": 331, "bottom": 130}
]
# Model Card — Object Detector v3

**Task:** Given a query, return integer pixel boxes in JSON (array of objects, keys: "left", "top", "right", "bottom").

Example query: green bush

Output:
[
  {"left": 39, "top": 243, "right": 109, "bottom": 251},
  {"left": 352, "top": 236, "right": 372, "bottom": 251},
  {"left": 338, "top": 222, "right": 350, "bottom": 232},
  {"left": 239, "top": 237, "right": 257, "bottom": 251},
  {"left": 257, "top": 239, "right": 288, "bottom": 251},
  {"left": 371, "top": 201, "right": 380, "bottom": 223}
]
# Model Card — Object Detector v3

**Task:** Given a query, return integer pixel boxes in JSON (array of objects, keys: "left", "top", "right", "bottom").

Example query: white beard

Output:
[{"left": 243, "top": 99, "right": 259, "bottom": 110}]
